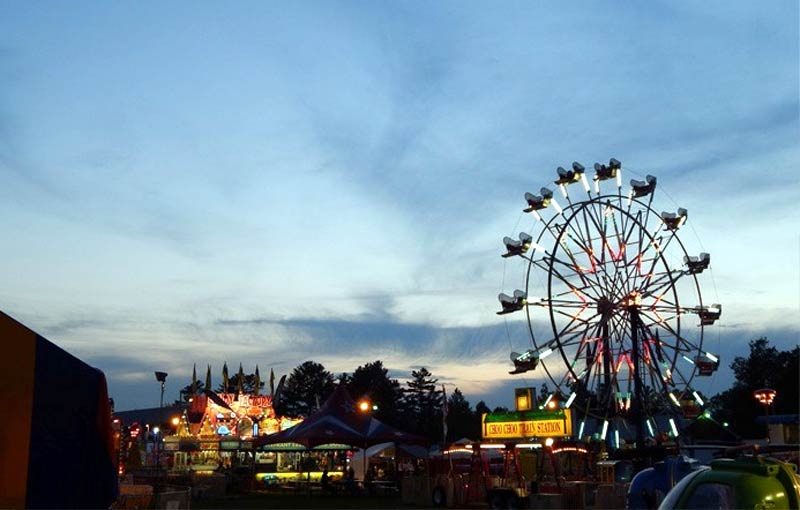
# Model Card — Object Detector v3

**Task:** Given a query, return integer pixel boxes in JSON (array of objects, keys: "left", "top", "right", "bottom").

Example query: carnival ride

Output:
[{"left": 498, "top": 158, "right": 721, "bottom": 449}]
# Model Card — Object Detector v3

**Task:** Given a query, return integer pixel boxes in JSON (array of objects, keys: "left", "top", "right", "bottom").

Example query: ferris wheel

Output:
[{"left": 498, "top": 158, "right": 721, "bottom": 447}]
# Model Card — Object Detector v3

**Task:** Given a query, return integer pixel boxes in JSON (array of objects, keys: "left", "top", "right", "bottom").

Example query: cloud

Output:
[{"left": 0, "top": 2, "right": 797, "bottom": 416}]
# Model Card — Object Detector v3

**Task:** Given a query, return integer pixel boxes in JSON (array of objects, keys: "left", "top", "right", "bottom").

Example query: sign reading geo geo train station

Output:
[{"left": 482, "top": 409, "right": 572, "bottom": 439}]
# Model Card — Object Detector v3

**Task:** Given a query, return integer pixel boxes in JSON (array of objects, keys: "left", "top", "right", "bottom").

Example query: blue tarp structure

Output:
[{"left": 0, "top": 311, "right": 118, "bottom": 509}]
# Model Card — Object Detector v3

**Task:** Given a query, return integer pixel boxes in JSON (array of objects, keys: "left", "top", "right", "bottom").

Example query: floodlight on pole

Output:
[
  {"left": 154, "top": 371, "right": 167, "bottom": 490},
  {"left": 754, "top": 388, "right": 776, "bottom": 444}
]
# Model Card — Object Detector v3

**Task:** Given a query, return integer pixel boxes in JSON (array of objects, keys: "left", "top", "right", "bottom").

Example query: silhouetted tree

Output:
[
  {"left": 445, "top": 388, "right": 479, "bottom": 441},
  {"left": 346, "top": 360, "right": 403, "bottom": 427},
  {"left": 401, "top": 367, "right": 443, "bottom": 441},
  {"left": 175, "top": 381, "right": 206, "bottom": 404},
  {"left": 274, "top": 361, "right": 335, "bottom": 417},
  {"left": 216, "top": 373, "right": 264, "bottom": 394},
  {"left": 710, "top": 338, "right": 799, "bottom": 438}
]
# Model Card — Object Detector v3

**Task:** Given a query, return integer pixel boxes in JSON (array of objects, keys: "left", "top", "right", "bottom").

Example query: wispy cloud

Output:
[{"left": 0, "top": 2, "right": 797, "bottom": 411}]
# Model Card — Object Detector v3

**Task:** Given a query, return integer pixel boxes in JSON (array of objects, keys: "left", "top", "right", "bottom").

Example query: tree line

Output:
[
  {"left": 176, "top": 337, "right": 798, "bottom": 443},
  {"left": 177, "top": 360, "right": 507, "bottom": 443}
]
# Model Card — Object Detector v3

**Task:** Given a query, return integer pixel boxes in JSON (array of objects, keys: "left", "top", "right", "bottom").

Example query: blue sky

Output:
[{"left": 0, "top": 2, "right": 797, "bottom": 411}]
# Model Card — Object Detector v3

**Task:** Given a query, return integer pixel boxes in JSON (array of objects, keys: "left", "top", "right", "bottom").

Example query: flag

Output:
[
  {"left": 274, "top": 374, "right": 287, "bottom": 404},
  {"left": 269, "top": 368, "right": 275, "bottom": 397},
  {"left": 236, "top": 363, "right": 244, "bottom": 399},
  {"left": 203, "top": 388, "right": 233, "bottom": 411},
  {"left": 254, "top": 365, "right": 261, "bottom": 396},
  {"left": 191, "top": 364, "right": 198, "bottom": 396},
  {"left": 442, "top": 384, "right": 448, "bottom": 443}
]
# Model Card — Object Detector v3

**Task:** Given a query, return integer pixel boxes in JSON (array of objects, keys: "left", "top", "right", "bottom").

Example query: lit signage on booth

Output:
[{"left": 482, "top": 409, "right": 572, "bottom": 439}]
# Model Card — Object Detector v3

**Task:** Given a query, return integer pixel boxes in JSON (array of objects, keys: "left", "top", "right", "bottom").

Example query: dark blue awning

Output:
[{"left": 755, "top": 414, "right": 799, "bottom": 425}]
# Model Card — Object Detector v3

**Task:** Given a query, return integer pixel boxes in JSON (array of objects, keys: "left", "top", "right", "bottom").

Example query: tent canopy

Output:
[{"left": 255, "top": 384, "right": 427, "bottom": 449}]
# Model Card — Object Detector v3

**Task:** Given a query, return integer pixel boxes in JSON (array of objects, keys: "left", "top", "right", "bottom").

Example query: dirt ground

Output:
[{"left": 192, "top": 492, "right": 424, "bottom": 509}]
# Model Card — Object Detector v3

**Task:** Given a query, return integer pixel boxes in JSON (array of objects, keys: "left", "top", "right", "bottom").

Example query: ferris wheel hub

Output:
[{"left": 596, "top": 297, "right": 615, "bottom": 316}]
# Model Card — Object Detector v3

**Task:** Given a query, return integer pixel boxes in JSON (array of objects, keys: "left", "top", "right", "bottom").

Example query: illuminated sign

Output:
[
  {"left": 482, "top": 409, "right": 572, "bottom": 439},
  {"left": 220, "top": 440, "right": 241, "bottom": 450},
  {"left": 219, "top": 394, "right": 273, "bottom": 408}
]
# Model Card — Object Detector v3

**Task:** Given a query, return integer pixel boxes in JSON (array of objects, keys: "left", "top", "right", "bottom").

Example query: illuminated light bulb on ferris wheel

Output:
[
  {"left": 528, "top": 240, "right": 548, "bottom": 254},
  {"left": 669, "top": 418, "right": 680, "bottom": 437},
  {"left": 600, "top": 420, "right": 609, "bottom": 441},
  {"left": 692, "top": 391, "right": 705, "bottom": 406},
  {"left": 564, "top": 392, "right": 577, "bottom": 409},
  {"left": 551, "top": 197, "right": 563, "bottom": 215},
  {"left": 572, "top": 162, "right": 590, "bottom": 193}
]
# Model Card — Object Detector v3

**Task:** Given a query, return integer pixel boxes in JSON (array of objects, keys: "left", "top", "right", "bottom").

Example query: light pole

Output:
[
  {"left": 154, "top": 371, "right": 168, "bottom": 485},
  {"left": 753, "top": 388, "right": 776, "bottom": 444},
  {"left": 357, "top": 399, "right": 377, "bottom": 487}
]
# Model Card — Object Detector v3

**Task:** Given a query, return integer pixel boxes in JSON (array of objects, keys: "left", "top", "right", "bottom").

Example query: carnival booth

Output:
[
  {"left": 256, "top": 384, "right": 428, "bottom": 487},
  {"left": 0, "top": 311, "right": 118, "bottom": 509}
]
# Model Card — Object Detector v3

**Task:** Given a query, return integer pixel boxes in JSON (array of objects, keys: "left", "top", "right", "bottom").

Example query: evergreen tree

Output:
[
  {"left": 274, "top": 361, "right": 335, "bottom": 417},
  {"left": 346, "top": 360, "right": 403, "bottom": 427},
  {"left": 215, "top": 373, "right": 264, "bottom": 394},
  {"left": 475, "top": 400, "right": 491, "bottom": 416},
  {"left": 445, "top": 388, "right": 479, "bottom": 441},
  {"left": 401, "top": 367, "right": 443, "bottom": 442},
  {"left": 175, "top": 381, "right": 206, "bottom": 404}
]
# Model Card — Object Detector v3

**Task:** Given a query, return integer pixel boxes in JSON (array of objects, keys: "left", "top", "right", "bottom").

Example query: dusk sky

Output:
[{"left": 1, "top": 2, "right": 797, "bottom": 411}]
